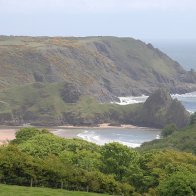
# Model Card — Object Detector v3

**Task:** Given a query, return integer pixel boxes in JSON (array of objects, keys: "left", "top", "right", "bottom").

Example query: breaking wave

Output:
[
  {"left": 112, "top": 92, "right": 196, "bottom": 113},
  {"left": 77, "top": 129, "right": 159, "bottom": 148}
]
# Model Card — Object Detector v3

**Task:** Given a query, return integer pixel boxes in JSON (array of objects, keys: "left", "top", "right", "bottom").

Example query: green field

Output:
[{"left": 0, "top": 184, "right": 108, "bottom": 196}]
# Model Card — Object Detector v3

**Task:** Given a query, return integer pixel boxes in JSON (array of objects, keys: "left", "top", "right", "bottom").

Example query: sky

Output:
[{"left": 0, "top": 0, "right": 196, "bottom": 42}]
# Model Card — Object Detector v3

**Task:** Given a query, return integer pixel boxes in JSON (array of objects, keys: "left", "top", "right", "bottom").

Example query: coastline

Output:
[
  {"left": 0, "top": 123, "right": 157, "bottom": 145},
  {"left": 58, "top": 123, "right": 140, "bottom": 129}
]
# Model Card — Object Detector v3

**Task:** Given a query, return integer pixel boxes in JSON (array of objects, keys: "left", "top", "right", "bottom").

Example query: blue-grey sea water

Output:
[
  {"left": 54, "top": 92, "right": 196, "bottom": 148},
  {"left": 53, "top": 127, "right": 161, "bottom": 148},
  {"left": 117, "top": 92, "right": 196, "bottom": 113}
]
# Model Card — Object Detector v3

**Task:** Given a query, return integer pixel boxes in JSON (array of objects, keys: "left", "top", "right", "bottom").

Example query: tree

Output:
[
  {"left": 18, "top": 133, "right": 68, "bottom": 158},
  {"left": 161, "top": 123, "right": 177, "bottom": 138},
  {"left": 157, "top": 172, "right": 196, "bottom": 196},
  {"left": 101, "top": 142, "right": 139, "bottom": 181},
  {"left": 0, "top": 145, "right": 39, "bottom": 187},
  {"left": 12, "top": 127, "right": 50, "bottom": 144},
  {"left": 190, "top": 112, "right": 196, "bottom": 125},
  {"left": 40, "top": 155, "right": 70, "bottom": 189}
]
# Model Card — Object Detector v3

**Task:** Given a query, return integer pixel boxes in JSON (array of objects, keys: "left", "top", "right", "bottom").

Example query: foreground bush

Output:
[{"left": 0, "top": 127, "right": 196, "bottom": 195}]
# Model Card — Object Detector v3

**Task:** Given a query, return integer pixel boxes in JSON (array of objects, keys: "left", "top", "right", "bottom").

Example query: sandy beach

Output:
[
  {"left": 0, "top": 129, "right": 17, "bottom": 145},
  {"left": 0, "top": 123, "right": 144, "bottom": 145},
  {"left": 58, "top": 123, "right": 139, "bottom": 129}
]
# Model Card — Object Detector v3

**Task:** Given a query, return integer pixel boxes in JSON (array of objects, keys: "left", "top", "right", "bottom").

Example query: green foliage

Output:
[
  {"left": 0, "top": 83, "right": 142, "bottom": 126},
  {"left": 141, "top": 124, "right": 196, "bottom": 154},
  {"left": 0, "top": 127, "right": 196, "bottom": 195},
  {"left": 157, "top": 172, "right": 196, "bottom": 196},
  {"left": 190, "top": 112, "right": 196, "bottom": 125},
  {"left": 101, "top": 142, "right": 140, "bottom": 181},
  {"left": 161, "top": 123, "right": 177, "bottom": 138},
  {"left": 0, "top": 145, "right": 38, "bottom": 186},
  {"left": 18, "top": 133, "right": 69, "bottom": 158},
  {"left": 12, "top": 127, "right": 50, "bottom": 144},
  {"left": 60, "top": 149, "right": 101, "bottom": 171}
]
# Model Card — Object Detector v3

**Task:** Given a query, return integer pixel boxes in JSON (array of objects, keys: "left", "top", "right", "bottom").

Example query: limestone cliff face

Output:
[
  {"left": 0, "top": 36, "right": 196, "bottom": 102},
  {"left": 138, "top": 89, "right": 190, "bottom": 128},
  {"left": 0, "top": 36, "right": 194, "bottom": 127}
]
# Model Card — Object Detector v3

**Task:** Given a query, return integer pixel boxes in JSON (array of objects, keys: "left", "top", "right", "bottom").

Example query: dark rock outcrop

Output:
[
  {"left": 60, "top": 82, "right": 81, "bottom": 103},
  {"left": 138, "top": 89, "right": 190, "bottom": 128}
]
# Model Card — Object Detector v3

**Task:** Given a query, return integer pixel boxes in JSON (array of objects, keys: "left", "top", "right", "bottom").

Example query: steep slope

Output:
[
  {"left": 137, "top": 89, "right": 190, "bottom": 128},
  {"left": 0, "top": 36, "right": 196, "bottom": 102}
]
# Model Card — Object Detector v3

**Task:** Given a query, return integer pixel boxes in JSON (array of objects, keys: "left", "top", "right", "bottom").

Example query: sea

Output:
[
  {"left": 56, "top": 41, "right": 196, "bottom": 148},
  {"left": 53, "top": 127, "right": 160, "bottom": 148},
  {"left": 115, "top": 92, "right": 196, "bottom": 113},
  {"left": 117, "top": 92, "right": 196, "bottom": 113},
  {"left": 53, "top": 92, "right": 196, "bottom": 148}
]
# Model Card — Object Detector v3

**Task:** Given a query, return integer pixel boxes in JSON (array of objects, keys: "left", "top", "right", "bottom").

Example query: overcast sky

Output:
[{"left": 0, "top": 0, "right": 196, "bottom": 42}]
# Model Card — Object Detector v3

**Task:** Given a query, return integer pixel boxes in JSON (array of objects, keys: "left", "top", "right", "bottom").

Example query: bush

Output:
[
  {"left": 12, "top": 127, "right": 50, "bottom": 144},
  {"left": 157, "top": 172, "right": 196, "bottom": 196},
  {"left": 161, "top": 124, "right": 177, "bottom": 138}
]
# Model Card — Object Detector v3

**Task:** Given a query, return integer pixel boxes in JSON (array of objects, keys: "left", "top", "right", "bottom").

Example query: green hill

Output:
[
  {"left": 0, "top": 85, "right": 189, "bottom": 127},
  {"left": 0, "top": 36, "right": 194, "bottom": 126},
  {"left": 0, "top": 36, "right": 196, "bottom": 99}
]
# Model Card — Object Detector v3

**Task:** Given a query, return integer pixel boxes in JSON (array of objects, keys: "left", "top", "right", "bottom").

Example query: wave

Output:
[
  {"left": 187, "top": 110, "right": 194, "bottom": 114},
  {"left": 111, "top": 92, "right": 196, "bottom": 113},
  {"left": 119, "top": 141, "right": 141, "bottom": 148},
  {"left": 171, "top": 91, "right": 196, "bottom": 98},
  {"left": 112, "top": 91, "right": 196, "bottom": 105},
  {"left": 156, "top": 134, "right": 160, "bottom": 139},
  {"left": 112, "top": 95, "right": 148, "bottom": 105},
  {"left": 77, "top": 131, "right": 143, "bottom": 148}
]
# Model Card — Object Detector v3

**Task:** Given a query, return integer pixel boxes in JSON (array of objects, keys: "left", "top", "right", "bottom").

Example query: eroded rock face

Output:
[
  {"left": 0, "top": 36, "right": 195, "bottom": 126},
  {"left": 0, "top": 36, "right": 196, "bottom": 99},
  {"left": 139, "top": 89, "right": 190, "bottom": 128}
]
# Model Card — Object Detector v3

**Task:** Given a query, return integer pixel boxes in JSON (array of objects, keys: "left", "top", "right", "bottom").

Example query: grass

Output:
[
  {"left": 0, "top": 184, "right": 108, "bottom": 196},
  {"left": 0, "top": 82, "right": 141, "bottom": 126}
]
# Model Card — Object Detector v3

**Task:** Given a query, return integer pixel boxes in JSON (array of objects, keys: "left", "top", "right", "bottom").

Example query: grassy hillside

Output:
[
  {"left": 0, "top": 36, "right": 194, "bottom": 126},
  {"left": 140, "top": 124, "right": 196, "bottom": 154},
  {"left": 0, "top": 36, "right": 196, "bottom": 100},
  {"left": 0, "top": 86, "right": 189, "bottom": 128},
  {"left": 0, "top": 184, "right": 108, "bottom": 196},
  {"left": 0, "top": 82, "right": 141, "bottom": 126}
]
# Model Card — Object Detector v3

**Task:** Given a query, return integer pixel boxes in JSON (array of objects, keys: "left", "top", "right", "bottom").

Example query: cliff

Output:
[
  {"left": 138, "top": 89, "right": 190, "bottom": 128},
  {"left": 0, "top": 36, "right": 196, "bottom": 102},
  {"left": 0, "top": 36, "right": 194, "bottom": 127}
]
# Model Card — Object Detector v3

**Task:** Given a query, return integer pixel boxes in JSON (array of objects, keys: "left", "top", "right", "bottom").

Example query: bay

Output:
[{"left": 53, "top": 127, "right": 160, "bottom": 148}]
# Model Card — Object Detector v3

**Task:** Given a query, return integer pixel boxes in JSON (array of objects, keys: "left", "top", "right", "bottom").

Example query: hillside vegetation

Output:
[
  {"left": 0, "top": 36, "right": 194, "bottom": 126},
  {"left": 0, "top": 36, "right": 196, "bottom": 98},
  {"left": 140, "top": 123, "right": 196, "bottom": 154},
  {"left": 0, "top": 127, "right": 195, "bottom": 195},
  {"left": 0, "top": 87, "right": 190, "bottom": 128}
]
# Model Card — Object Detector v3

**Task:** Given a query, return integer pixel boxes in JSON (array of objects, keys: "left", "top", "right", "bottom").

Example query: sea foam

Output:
[
  {"left": 77, "top": 130, "right": 142, "bottom": 148},
  {"left": 111, "top": 92, "right": 196, "bottom": 113}
]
